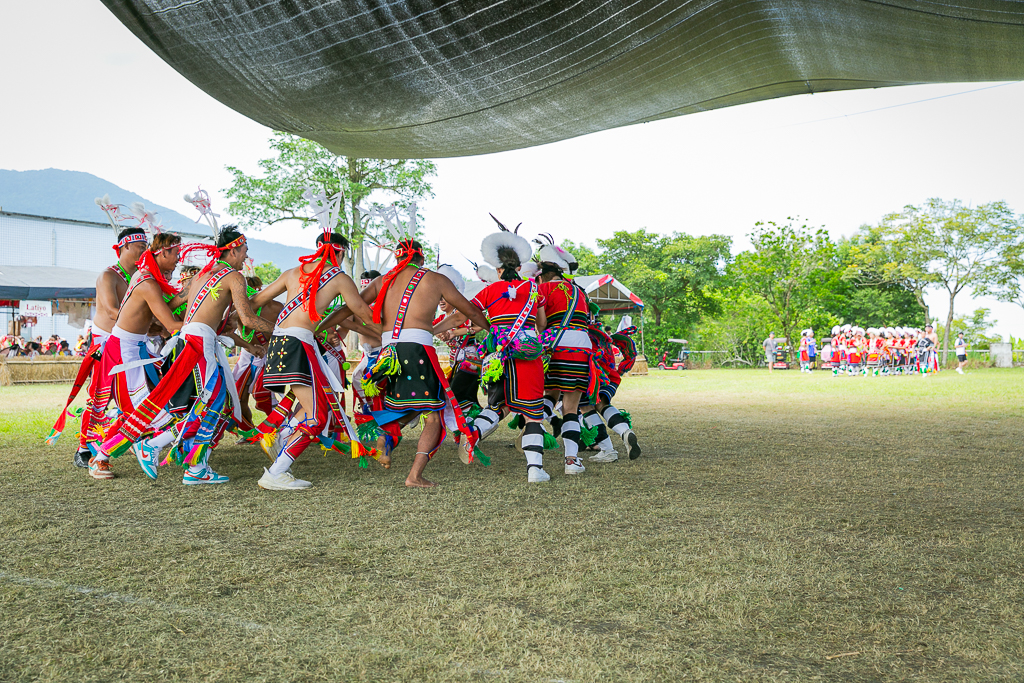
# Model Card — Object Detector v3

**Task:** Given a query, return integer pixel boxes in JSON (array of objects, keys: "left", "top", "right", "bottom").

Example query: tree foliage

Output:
[
  {"left": 564, "top": 230, "right": 730, "bottom": 351},
  {"left": 253, "top": 261, "right": 281, "bottom": 284},
  {"left": 224, "top": 131, "right": 437, "bottom": 275},
  {"left": 729, "top": 218, "right": 838, "bottom": 347},
  {"left": 890, "top": 199, "right": 1019, "bottom": 360}
]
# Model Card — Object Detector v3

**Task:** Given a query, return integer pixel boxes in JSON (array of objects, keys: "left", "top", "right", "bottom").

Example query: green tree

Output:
[
  {"left": 224, "top": 131, "right": 437, "bottom": 275},
  {"left": 730, "top": 218, "right": 836, "bottom": 347},
  {"left": 977, "top": 240, "right": 1024, "bottom": 314},
  {"left": 936, "top": 307, "right": 1001, "bottom": 352},
  {"left": 253, "top": 261, "right": 281, "bottom": 285},
  {"left": 843, "top": 222, "right": 937, "bottom": 322},
  {"left": 593, "top": 230, "right": 730, "bottom": 329},
  {"left": 559, "top": 239, "right": 599, "bottom": 276},
  {"left": 895, "top": 199, "right": 1020, "bottom": 361}
]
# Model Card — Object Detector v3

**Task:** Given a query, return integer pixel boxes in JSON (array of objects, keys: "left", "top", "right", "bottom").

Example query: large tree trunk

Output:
[
  {"left": 914, "top": 288, "right": 930, "bottom": 326},
  {"left": 942, "top": 292, "right": 955, "bottom": 364}
]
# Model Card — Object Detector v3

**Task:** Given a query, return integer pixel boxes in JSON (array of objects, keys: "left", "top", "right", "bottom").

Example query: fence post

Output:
[{"left": 991, "top": 342, "right": 1012, "bottom": 368}]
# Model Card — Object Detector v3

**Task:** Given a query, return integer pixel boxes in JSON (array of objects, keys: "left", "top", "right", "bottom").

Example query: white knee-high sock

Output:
[
  {"left": 149, "top": 429, "right": 176, "bottom": 449},
  {"left": 561, "top": 413, "right": 580, "bottom": 459},
  {"left": 521, "top": 422, "right": 545, "bottom": 468},
  {"left": 542, "top": 398, "right": 555, "bottom": 422},
  {"left": 473, "top": 408, "right": 501, "bottom": 439},
  {"left": 585, "top": 411, "right": 614, "bottom": 451},
  {"left": 603, "top": 405, "right": 629, "bottom": 437}
]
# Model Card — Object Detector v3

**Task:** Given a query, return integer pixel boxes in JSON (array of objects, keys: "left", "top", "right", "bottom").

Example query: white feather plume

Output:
[
  {"left": 476, "top": 263, "right": 499, "bottom": 283},
  {"left": 536, "top": 244, "right": 569, "bottom": 271},
  {"left": 481, "top": 231, "right": 532, "bottom": 269},
  {"left": 519, "top": 261, "right": 540, "bottom": 279},
  {"left": 436, "top": 264, "right": 466, "bottom": 293}
]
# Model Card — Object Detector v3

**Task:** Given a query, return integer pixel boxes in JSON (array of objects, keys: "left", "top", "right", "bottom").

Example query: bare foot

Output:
[
  {"left": 375, "top": 434, "right": 391, "bottom": 469},
  {"left": 405, "top": 475, "right": 437, "bottom": 488}
]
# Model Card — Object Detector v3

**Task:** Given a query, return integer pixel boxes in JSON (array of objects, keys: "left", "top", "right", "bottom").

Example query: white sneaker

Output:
[
  {"left": 564, "top": 456, "right": 586, "bottom": 475},
  {"left": 588, "top": 449, "right": 619, "bottom": 463},
  {"left": 624, "top": 430, "right": 642, "bottom": 460},
  {"left": 956, "top": 367, "right": 964, "bottom": 375},
  {"left": 258, "top": 467, "right": 312, "bottom": 490},
  {"left": 527, "top": 466, "right": 550, "bottom": 483}
]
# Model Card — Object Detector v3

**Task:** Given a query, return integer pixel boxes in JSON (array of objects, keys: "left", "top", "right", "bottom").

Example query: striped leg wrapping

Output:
[
  {"left": 561, "top": 413, "right": 580, "bottom": 458},
  {"left": 521, "top": 422, "right": 545, "bottom": 468},
  {"left": 603, "top": 406, "right": 629, "bottom": 436}
]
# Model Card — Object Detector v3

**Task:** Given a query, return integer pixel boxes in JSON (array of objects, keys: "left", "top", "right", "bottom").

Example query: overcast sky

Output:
[{"left": 2, "top": 2, "right": 1023, "bottom": 338}]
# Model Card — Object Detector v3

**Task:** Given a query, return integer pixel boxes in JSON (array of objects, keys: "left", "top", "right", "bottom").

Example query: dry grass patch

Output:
[{"left": 1, "top": 370, "right": 1023, "bottom": 681}]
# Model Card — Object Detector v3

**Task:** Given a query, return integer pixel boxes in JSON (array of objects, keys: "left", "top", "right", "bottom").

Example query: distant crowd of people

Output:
[
  {"left": 763, "top": 324, "right": 956, "bottom": 375},
  {"left": 0, "top": 333, "right": 89, "bottom": 359}
]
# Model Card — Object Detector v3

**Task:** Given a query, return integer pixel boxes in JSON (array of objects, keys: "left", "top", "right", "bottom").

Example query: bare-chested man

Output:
[
  {"left": 229, "top": 276, "right": 282, "bottom": 430},
  {"left": 249, "top": 233, "right": 376, "bottom": 489},
  {"left": 58, "top": 227, "right": 147, "bottom": 468},
  {"left": 99, "top": 227, "right": 272, "bottom": 485},
  {"left": 325, "top": 240, "right": 490, "bottom": 487},
  {"left": 87, "top": 233, "right": 188, "bottom": 479}
]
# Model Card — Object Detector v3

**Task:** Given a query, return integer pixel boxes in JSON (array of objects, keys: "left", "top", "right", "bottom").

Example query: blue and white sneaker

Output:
[
  {"left": 182, "top": 468, "right": 229, "bottom": 485},
  {"left": 132, "top": 439, "right": 160, "bottom": 480}
]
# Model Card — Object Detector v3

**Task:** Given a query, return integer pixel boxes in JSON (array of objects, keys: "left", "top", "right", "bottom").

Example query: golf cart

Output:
[{"left": 657, "top": 339, "right": 688, "bottom": 370}]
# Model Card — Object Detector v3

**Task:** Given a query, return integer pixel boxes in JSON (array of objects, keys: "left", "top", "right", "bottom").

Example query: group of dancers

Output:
[
  {"left": 46, "top": 198, "right": 642, "bottom": 489},
  {"left": 811, "top": 324, "right": 941, "bottom": 376}
]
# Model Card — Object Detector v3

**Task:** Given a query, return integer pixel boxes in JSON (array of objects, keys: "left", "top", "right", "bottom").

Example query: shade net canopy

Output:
[
  {"left": 0, "top": 266, "right": 100, "bottom": 299},
  {"left": 101, "top": 1, "right": 1024, "bottom": 159}
]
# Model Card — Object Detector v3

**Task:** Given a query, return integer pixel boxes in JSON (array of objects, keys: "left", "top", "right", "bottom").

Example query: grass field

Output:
[{"left": 1, "top": 369, "right": 1023, "bottom": 682}]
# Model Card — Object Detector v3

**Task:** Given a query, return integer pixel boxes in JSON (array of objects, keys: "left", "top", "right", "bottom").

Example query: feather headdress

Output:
[
  {"left": 465, "top": 258, "right": 499, "bottom": 283},
  {"left": 533, "top": 233, "right": 577, "bottom": 273},
  {"left": 480, "top": 214, "right": 532, "bottom": 269},
  {"left": 360, "top": 201, "right": 419, "bottom": 273},
  {"left": 437, "top": 264, "right": 466, "bottom": 294},
  {"left": 95, "top": 194, "right": 148, "bottom": 253},
  {"left": 296, "top": 187, "right": 345, "bottom": 322},
  {"left": 183, "top": 187, "right": 220, "bottom": 237},
  {"left": 130, "top": 202, "right": 165, "bottom": 235}
]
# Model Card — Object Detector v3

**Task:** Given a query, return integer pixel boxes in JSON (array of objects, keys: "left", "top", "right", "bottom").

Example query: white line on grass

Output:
[{"left": 0, "top": 569, "right": 269, "bottom": 632}]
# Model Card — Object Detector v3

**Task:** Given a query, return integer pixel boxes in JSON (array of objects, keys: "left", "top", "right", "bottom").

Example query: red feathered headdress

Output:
[
  {"left": 298, "top": 238, "right": 343, "bottom": 323},
  {"left": 134, "top": 250, "right": 181, "bottom": 297},
  {"left": 371, "top": 239, "right": 423, "bottom": 324}
]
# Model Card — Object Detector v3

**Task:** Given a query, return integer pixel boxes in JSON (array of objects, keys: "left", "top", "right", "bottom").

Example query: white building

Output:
[{"left": 1, "top": 211, "right": 209, "bottom": 341}]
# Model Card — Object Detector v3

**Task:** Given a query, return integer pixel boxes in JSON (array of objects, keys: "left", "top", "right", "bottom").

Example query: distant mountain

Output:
[{"left": 0, "top": 168, "right": 309, "bottom": 272}]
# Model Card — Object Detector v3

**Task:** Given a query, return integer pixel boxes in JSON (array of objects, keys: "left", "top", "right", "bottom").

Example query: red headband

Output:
[
  {"left": 113, "top": 232, "right": 147, "bottom": 254},
  {"left": 219, "top": 234, "right": 246, "bottom": 251}
]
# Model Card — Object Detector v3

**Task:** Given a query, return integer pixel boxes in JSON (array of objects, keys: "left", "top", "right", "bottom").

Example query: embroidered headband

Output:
[
  {"left": 113, "top": 232, "right": 147, "bottom": 254},
  {"left": 219, "top": 234, "right": 246, "bottom": 251}
]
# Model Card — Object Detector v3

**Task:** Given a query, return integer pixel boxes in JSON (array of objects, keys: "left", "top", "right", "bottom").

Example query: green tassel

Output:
[
  {"left": 542, "top": 431, "right": 559, "bottom": 450},
  {"left": 358, "top": 455, "right": 369, "bottom": 469},
  {"left": 357, "top": 420, "right": 382, "bottom": 443},
  {"left": 465, "top": 404, "right": 483, "bottom": 421},
  {"left": 473, "top": 447, "right": 491, "bottom": 467},
  {"left": 618, "top": 410, "right": 633, "bottom": 428},
  {"left": 167, "top": 444, "right": 186, "bottom": 466},
  {"left": 480, "top": 353, "right": 504, "bottom": 384},
  {"left": 507, "top": 414, "right": 523, "bottom": 430},
  {"left": 580, "top": 418, "right": 598, "bottom": 447},
  {"left": 69, "top": 406, "right": 85, "bottom": 418}
]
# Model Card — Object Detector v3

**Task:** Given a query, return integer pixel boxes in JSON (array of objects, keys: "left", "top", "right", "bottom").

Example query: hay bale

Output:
[
  {"left": 0, "top": 357, "right": 12, "bottom": 387},
  {"left": 7, "top": 358, "right": 84, "bottom": 384}
]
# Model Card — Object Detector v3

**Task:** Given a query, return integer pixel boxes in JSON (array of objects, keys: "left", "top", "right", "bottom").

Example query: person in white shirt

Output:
[{"left": 955, "top": 332, "right": 968, "bottom": 374}]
